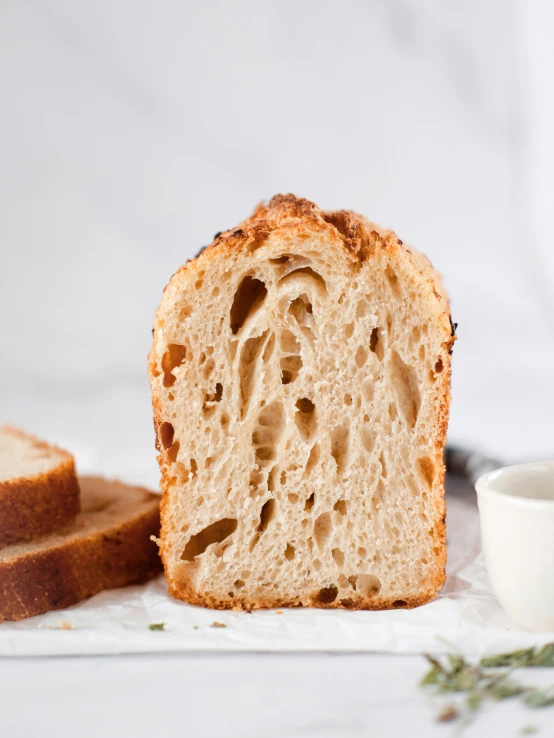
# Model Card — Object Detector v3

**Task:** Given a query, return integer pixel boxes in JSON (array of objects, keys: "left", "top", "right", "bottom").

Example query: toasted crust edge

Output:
[
  {"left": 150, "top": 194, "right": 454, "bottom": 611},
  {"left": 0, "top": 482, "right": 162, "bottom": 622},
  {"left": 0, "top": 427, "right": 81, "bottom": 546}
]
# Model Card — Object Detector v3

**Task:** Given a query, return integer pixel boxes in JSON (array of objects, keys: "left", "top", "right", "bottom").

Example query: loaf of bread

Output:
[
  {"left": 0, "top": 426, "right": 80, "bottom": 546},
  {"left": 149, "top": 194, "right": 454, "bottom": 610},
  {"left": 0, "top": 477, "right": 161, "bottom": 621}
]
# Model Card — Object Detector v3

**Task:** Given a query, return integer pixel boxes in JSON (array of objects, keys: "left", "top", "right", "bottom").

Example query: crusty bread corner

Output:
[
  {"left": 0, "top": 426, "right": 81, "bottom": 547},
  {"left": 0, "top": 476, "right": 161, "bottom": 621},
  {"left": 150, "top": 194, "right": 455, "bottom": 611}
]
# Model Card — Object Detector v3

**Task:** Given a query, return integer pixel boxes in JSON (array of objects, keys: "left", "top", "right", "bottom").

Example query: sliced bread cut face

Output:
[
  {"left": 150, "top": 194, "right": 454, "bottom": 611},
  {"left": 0, "top": 426, "right": 80, "bottom": 546},
  {"left": 0, "top": 477, "right": 161, "bottom": 621}
]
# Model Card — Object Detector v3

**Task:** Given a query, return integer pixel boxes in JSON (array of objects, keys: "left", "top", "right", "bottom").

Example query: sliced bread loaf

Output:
[
  {"left": 149, "top": 194, "right": 454, "bottom": 610},
  {"left": 0, "top": 476, "right": 161, "bottom": 621},
  {"left": 0, "top": 426, "right": 80, "bottom": 546}
]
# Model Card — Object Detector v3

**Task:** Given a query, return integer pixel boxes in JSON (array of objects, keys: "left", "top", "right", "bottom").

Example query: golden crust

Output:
[
  {"left": 149, "top": 194, "right": 454, "bottom": 611},
  {"left": 0, "top": 426, "right": 80, "bottom": 547},
  {"left": 0, "top": 479, "right": 161, "bottom": 622}
]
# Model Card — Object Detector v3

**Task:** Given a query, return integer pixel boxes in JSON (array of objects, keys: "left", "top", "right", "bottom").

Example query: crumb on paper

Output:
[
  {"left": 436, "top": 704, "right": 459, "bottom": 723},
  {"left": 210, "top": 621, "right": 227, "bottom": 628},
  {"left": 192, "top": 625, "right": 199, "bottom": 630},
  {"left": 275, "top": 610, "right": 283, "bottom": 615},
  {"left": 48, "top": 621, "right": 72, "bottom": 630},
  {"left": 520, "top": 727, "right": 538, "bottom": 736},
  {"left": 149, "top": 622, "right": 165, "bottom": 631}
]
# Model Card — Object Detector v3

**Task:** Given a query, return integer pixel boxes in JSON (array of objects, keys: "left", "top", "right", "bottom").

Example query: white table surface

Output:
[{"left": 2, "top": 651, "right": 553, "bottom": 738}]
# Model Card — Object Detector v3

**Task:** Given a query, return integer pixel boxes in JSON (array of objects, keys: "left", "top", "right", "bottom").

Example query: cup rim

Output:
[{"left": 475, "top": 460, "right": 554, "bottom": 509}]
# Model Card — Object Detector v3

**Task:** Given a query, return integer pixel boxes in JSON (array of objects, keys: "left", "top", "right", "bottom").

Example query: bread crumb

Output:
[
  {"left": 210, "top": 621, "right": 227, "bottom": 628},
  {"left": 48, "top": 621, "right": 72, "bottom": 630},
  {"left": 275, "top": 610, "right": 283, "bottom": 615}
]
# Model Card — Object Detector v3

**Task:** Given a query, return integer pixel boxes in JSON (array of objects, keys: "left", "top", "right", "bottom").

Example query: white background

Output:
[{"left": 1, "top": 2, "right": 554, "bottom": 736}]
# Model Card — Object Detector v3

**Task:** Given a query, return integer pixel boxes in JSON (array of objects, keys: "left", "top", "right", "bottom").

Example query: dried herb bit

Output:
[
  {"left": 210, "top": 621, "right": 227, "bottom": 628},
  {"left": 523, "top": 689, "right": 554, "bottom": 708},
  {"left": 520, "top": 726, "right": 539, "bottom": 735},
  {"left": 149, "top": 622, "right": 165, "bottom": 631},
  {"left": 436, "top": 704, "right": 459, "bottom": 723},
  {"left": 480, "top": 643, "right": 554, "bottom": 669}
]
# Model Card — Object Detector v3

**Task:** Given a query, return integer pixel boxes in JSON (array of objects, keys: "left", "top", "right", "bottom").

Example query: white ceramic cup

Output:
[{"left": 476, "top": 462, "right": 554, "bottom": 632}]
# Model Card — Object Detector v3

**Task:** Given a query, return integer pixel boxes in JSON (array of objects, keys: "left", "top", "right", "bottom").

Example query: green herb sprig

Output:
[{"left": 420, "top": 643, "right": 554, "bottom": 724}]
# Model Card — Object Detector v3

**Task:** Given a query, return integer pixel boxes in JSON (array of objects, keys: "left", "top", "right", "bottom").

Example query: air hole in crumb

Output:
[
  {"left": 285, "top": 544, "right": 295, "bottom": 560},
  {"left": 238, "top": 330, "right": 270, "bottom": 418},
  {"left": 269, "top": 255, "right": 290, "bottom": 264},
  {"left": 281, "top": 355, "right": 302, "bottom": 384},
  {"left": 181, "top": 518, "right": 237, "bottom": 561},
  {"left": 392, "top": 599, "right": 408, "bottom": 608},
  {"left": 356, "top": 300, "right": 370, "bottom": 318},
  {"left": 313, "top": 559, "right": 322, "bottom": 572},
  {"left": 281, "top": 470, "right": 288, "bottom": 485},
  {"left": 358, "top": 547, "right": 367, "bottom": 560},
  {"left": 234, "top": 579, "right": 245, "bottom": 589},
  {"left": 294, "top": 398, "right": 316, "bottom": 440},
  {"left": 230, "top": 276, "right": 267, "bottom": 334},
  {"left": 221, "top": 413, "right": 229, "bottom": 426},
  {"left": 419, "top": 344, "right": 426, "bottom": 360},
  {"left": 288, "top": 493, "right": 298, "bottom": 504},
  {"left": 330, "top": 425, "right": 350, "bottom": 476},
  {"left": 343, "top": 393, "right": 352, "bottom": 406},
  {"left": 341, "top": 598, "right": 355, "bottom": 608},
  {"left": 161, "top": 344, "right": 188, "bottom": 387},
  {"left": 370, "top": 328, "right": 384, "bottom": 361},
  {"left": 420, "top": 558, "right": 428, "bottom": 566},
  {"left": 332, "top": 548, "right": 345, "bottom": 567},
  {"left": 345, "top": 322, "right": 354, "bottom": 339},
  {"left": 279, "top": 267, "right": 327, "bottom": 291},
  {"left": 418, "top": 456, "right": 435, "bottom": 489},
  {"left": 412, "top": 326, "right": 421, "bottom": 343},
  {"left": 190, "top": 459, "right": 198, "bottom": 475},
  {"left": 288, "top": 294, "right": 313, "bottom": 325},
  {"left": 280, "top": 329, "right": 300, "bottom": 353},
  {"left": 435, "top": 358, "right": 444, "bottom": 374},
  {"left": 159, "top": 422, "right": 174, "bottom": 450},
  {"left": 385, "top": 265, "right": 401, "bottom": 297},
  {"left": 379, "top": 453, "right": 388, "bottom": 479},
  {"left": 304, "top": 443, "right": 320, "bottom": 476},
  {"left": 314, "top": 512, "right": 333, "bottom": 549},
  {"left": 304, "top": 493, "right": 315, "bottom": 511},
  {"left": 358, "top": 574, "right": 381, "bottom": 596},
  {"left": 355, "top": 345, "right": 367, "bottom": 368},
  {"left": 389, "top": 350, "right": 421, "bottom": 429},
  {"left": 314, "top": 585, "right": 338, "bottom": 604},
  {"left": 348, "top": 575, "right": 358, "bottom": 590},
  {"left": 258, "top": 498, "right": 275, "bottom": 532},
  {"left": 255, "top": 446, "right": 275, "bottom": 462},
  {"left": 388, "top": 403, "right": 398, "bottom": 421},
  {"left": 333, "top": 499, "right": 347, "bottom": 516}
]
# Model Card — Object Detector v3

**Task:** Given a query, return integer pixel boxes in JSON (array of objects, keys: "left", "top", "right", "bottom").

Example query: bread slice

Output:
[
  {"left": 0, "top": 426, "right": 80, "bottom": 546},
  {"left": 0, "top": 477, "right": 161, "bottom": 621},
  {"left": 149, "top": 194, "right": 454, "bottom": 611}
]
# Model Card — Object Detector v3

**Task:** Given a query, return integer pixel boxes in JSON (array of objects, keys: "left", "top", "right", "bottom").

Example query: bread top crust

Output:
[{"left": 159, "top": 193, "right": 453, "bottom": 345}]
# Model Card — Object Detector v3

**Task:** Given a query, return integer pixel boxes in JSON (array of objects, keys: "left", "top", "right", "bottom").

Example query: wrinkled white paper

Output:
[{"left": 1, "top": 479, "right": 552, "bottom": 657}]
